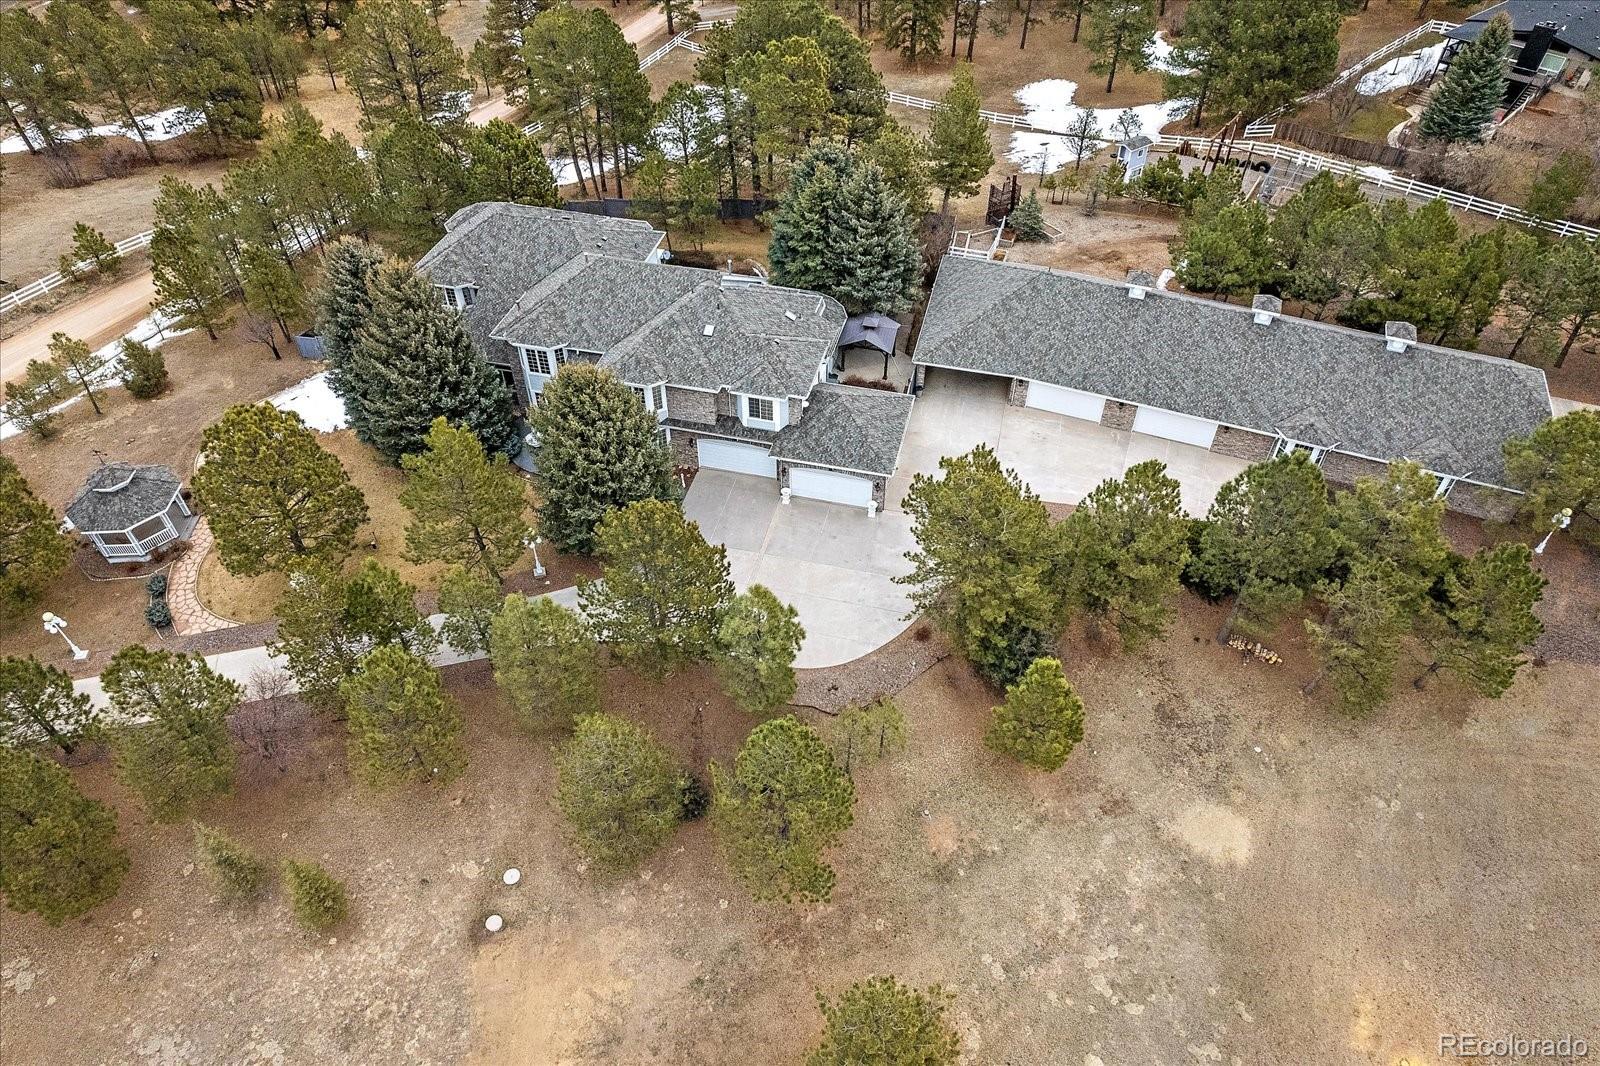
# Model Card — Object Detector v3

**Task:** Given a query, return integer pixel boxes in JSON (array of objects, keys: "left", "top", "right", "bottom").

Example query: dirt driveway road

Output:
[{"left": 0, "top": 271, "right": 157, "bottom": 386}]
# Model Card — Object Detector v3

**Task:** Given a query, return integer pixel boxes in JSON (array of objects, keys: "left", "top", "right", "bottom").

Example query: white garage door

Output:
[
  {"left": 698, "top": 438, "right": 777, "bottom": 478},
  {"left": 789, "top": 465, "right": 874, "bottom": 508},
  {"left": 1132, "top": 406, "right": 1219, "bottom": 448},
  {"left": 1025, "top": 381, "right": 1107, "bottom": 422}
]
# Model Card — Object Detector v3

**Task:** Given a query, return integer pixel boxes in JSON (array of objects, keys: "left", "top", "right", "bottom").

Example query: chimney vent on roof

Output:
[
  {"left": 784, "top": 310, "right": 797, "bottom": 321},
  {"left": 1384, "top": 320, "right": 1417, "bottom": 353},
  {"left": 1251, "top": 294, "right": 1282, "bottom": 325},
  {"left": 702, "top": 324, "right": 715, "bottom": 337},
  {"left": 1125, "top": 268, "right": 1155, "bottom": 300}
]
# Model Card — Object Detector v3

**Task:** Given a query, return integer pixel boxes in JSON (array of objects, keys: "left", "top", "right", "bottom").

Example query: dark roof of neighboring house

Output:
[
  {"left": 1446, "top": 1, "right": 1600, "bottom": 58},
  {"left": 912, "top": 256, "right": 1551, "bottom": 487},
  {"left": 415, "top": 203, "right": 664, "bottom": 359},
  {"left": 772, "top": 384, "right": 914, "bottom": 477},
  {"left": 64, "top": 463, "right": 181, "bottom": 533}
]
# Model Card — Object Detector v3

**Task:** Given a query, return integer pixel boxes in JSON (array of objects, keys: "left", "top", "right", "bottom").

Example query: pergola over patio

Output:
[{"left": 64, "top": 463, "right": 197, "bottom": 564}]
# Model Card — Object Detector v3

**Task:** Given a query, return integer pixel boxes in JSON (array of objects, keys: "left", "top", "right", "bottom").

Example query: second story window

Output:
[
  {"left": 526, "top": 349, "right": 553, "bottom": 375},
  {"left": 652, "top": 384, "right": 666, "bottom": 412},
  {"left": 746, "top": 396, "right": 775, "bottom": 423},
  {"left": 461, "top": 286, "right": 477, "bottom": 308}
]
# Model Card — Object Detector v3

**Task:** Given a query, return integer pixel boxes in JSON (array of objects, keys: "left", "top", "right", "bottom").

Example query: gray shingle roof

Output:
[
  {"left": 1447, "top": 1, "right": 1600, "bottom": 58},
  {"left": 415, "top": 203, "right": 664, "bottom": 363},
  {"left": 913, "top": 256, "right": 1551, "bottom": 488},
  {"left": 64, "top": 464, "right": 182, "bottom": 533},
  {"left": 771, "top": 384, "right": 914, "bottom": 477},
  {"left": 492, "top": 254, "right": 712, "bottom": 355}
]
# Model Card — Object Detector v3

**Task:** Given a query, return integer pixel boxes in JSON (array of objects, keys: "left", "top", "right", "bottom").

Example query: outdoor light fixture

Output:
[
  {"left": 531, "top": 535, "right": 546, "bottom": 579},
  {"left": 42, "top": 612, "right": 89, "bottom": 661},
  {"left": 1534, "top": 508, "right": 1573, "bottom": 555}
]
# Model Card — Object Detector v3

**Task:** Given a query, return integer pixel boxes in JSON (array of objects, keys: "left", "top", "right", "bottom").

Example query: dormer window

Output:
[
  {"left": 438, "top": 285, "right": 477, "bottom": 311},
  {"left": 746, "top": 396, "right": 775, "bottom": 423}
]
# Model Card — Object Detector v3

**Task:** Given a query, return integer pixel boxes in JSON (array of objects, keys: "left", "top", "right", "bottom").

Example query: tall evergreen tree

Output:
[
  {"left": 1415, "top": 544, "right": 1544, "bottom": 698},
  {"left": 315, "top": 238, "right": 386, "bottom": 433},
  {"left": 193, "top": 403, "right": 369, "bottom": 576},
  {"left": 1192, "top": 453, "right": 1338, "bottom": 643},
  {"left": 347, "top": 261, "right": 520, "bottom": 462},
  {"left": 1085, "top": 0, "right": 1157, "bottom": 94},
  {"left": 985, "top": 656, "right": 1085, "bottom": 771},
  {"left": 863, "top": 118, "right": 933, "bottom": 219},
  {"left": 489, "top": 594, "right": 601, "bottom": 731},
  {"left": 711, "top": 716, "right": 854, "bottom": 903},
  {"left": 0, "top": 9, "right": 88, "bottom": 155},
  {"left": 1059, "top": 460, "right": 1190, "bottom": 649},
  {"left": 464, "top": 119, "right": 558, "bottom": 206},
  {"left": 47, "top": 333, "right": 105, "bottom": 417},
  {"left": 0, "top": 747, "right": 129, "bottom": 925},
  {"left": 714, "top": 585, "right": 806, "bottom": 714},
  {"left": 150, "top": 177, "right": 238, "bottom": 340},
  {"left": 555, "top": 712, "right": 685, "bottom": 871},
  {"left": 809, "top": 977, "right": 961, "bottom": 1066},
  {"left": 733, "top": 37, "right": 839, "bottom": 180},
  {"left": 0, "top": 457, "right": 72, "bottom": 612},
  {"left": 341, "top": 646, "right": 467, "bottom": 789},
  {"left": 241, "top": 245, "right": 307, "bottom": 347},
  {"left": 369, "top": 113, "right": 469, "bottom": 245},
  {"left": 339, "top": 0, "right": 470, "bottom": 127},
  {"left": 1173, "top": 189, "right": 1275, "bottom": 296},
  {"left": 879, "top": 0, "right": 946, "bottom": 63},
  {"left": 927, "top": 63, "right": 993, "bottom": 212},
  {"left": 1303, "top": 559, "right": 1412, "bottom": 716},
  {"left": 258, "top": 102, "right": 376, "bottom": 246},
  {"left": 119, "top": 338, "right": 170, "bottom": 400},
  {"left": 436, "top": 565, "right": 502, "bottom": 655},
  {"left": 102, "top": 646, "right": 241, "bottom": 822},
  {"left": 1548, "top": 238, "right": 1600, "bottom": 369},
  {"left": 400, "top": 418, "right": 530, "bottom": 582},
  {"left": 1418, "top": 14, "right": 1511, "bottom": 144},
  {"left": 1165, "top": 0, "right": 1342, "bottom": 125},
  {"left": 1330, "top": 461, "right": 1450, "bottom": 605},
  {"left": 0, "top": 657, "right": 101, "bottom": 757},
  {"left": 525, "top": 363, "right": 677, "bottom": 554},
  {"left": 580, "top": 500, "right": 734, "bottom": 676},
  {"left": 483, "top": 0, "right": 544, "bottom": 99},
  {"left": 147, "top": 0, "right": 263, "bottom": 151},
  {"left": 1503, "top": 411, "right": 1600, "bottom": 549},
  {"left": 1337, "top": 199, "right": 1465, "bottom": 338}
]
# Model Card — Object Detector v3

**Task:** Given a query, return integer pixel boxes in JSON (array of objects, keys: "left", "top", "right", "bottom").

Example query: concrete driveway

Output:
[
  {"left": 894, "top": 369, "right": 1250, "bottom": 515},
  {"left": 683, "top": 470, "right": 916, "bottom": 669}
]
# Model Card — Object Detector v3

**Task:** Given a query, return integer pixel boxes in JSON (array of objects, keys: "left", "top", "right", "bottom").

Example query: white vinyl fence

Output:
[{"left": 0, "top": 230, "right": 154, "bottom": 316}]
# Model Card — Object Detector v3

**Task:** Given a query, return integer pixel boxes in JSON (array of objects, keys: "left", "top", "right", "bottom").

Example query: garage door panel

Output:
[
  {"left": 789, "top": 465, "right": 874, "bottom": 507},
  {"left": 1132, "top": 406, "right": 1219, "bottom": 448},
  {"left": 1025, "top": 382, "right": 1106, "bottom": 422},
  {"left": 698, "top": 438, "right": 777, "bottom": 478}
]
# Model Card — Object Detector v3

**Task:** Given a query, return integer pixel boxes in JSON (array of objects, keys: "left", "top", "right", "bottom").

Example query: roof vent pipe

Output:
[
  {"left": 1251, "top": 294, "right": 1282, "bottom": 325},
  {"left": 702, "top": 324, "right": 715, "bottom": 337},
  {"left": 1384, "top": 320, "right": 1417, "bottom": 354}
]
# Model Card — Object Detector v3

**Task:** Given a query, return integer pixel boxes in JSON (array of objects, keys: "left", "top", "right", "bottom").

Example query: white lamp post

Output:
[
  {"left": 42, "top": 612, "right": 89, "bottom": 661},
  {"left": 531, "top": 535, "right": 546, "bottom": 579},
  {"left": 1534, "top": 508, "right": 1572, "bottom": 555}
]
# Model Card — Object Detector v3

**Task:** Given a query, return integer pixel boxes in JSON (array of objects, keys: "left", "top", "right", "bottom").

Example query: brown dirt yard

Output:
[{"left": 2, "top": 594, "right": 1595, "bottom": 1065}]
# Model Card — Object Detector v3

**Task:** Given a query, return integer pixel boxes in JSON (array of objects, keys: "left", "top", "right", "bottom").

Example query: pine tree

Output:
[
  {"left": 1268, "top": 173, "right": 1365, "bottom": 282},
  {"left": 1548, "top": 238, "right": 1600, "bottom": 369},
  {"left": 1330, "top": 461, "right": 1450, "bottom": 605},
  {"left": 1418, "top": 14, "right": 1511, "bottom": 144},
  {"left": 340, "top": 0, "right": 469, "bottom": 127},
  {"left": 0, "top": 747, "right": 128, "bottom": 925},
  {"left": 118, "top": 338, "right": 169, "bottom": 399},
  {"left": 268, "top": 561, "right": 365, "bottom": 711},
  {"left": 369, "top": 113, "right": 469, "bottom": 245},
  {"left": 192, "top": 822, "right": 267, "bottom": 901},
  {"left": 648, "top": 0, "right": 698, "bottom": 36},
  {"left": 437, "top": 565, "right": 503, "bottom": 656},
  {"left": 400, "top": 418, "right": 530, "bottom": 582},
  {"left": 1415, "top": 544, "right": 1545, "bottom": 698},
  {"left": 315, "top": 238, "right": 386, "bottom": 436},
  {"left": 714, "top": 585, "right": 805, "bottom": 714},
  {"left": 879, "top": 0, "right": 946, "bottom": 63},
  {"left": 0, "top": 457, "right": 72, "bottom": 611},
  {"left": 257, "top": 102, "right": 376, "bottom": 246},
  {"left": 147, "top": 0, "right": 263, "bottom": 151},
  {"left": 241, "top": 246, "right": 307, "bottom": 350},
  {"left": 348, "top": 261, "right": 519, "bottom": 462},
  {"left": 732, "top": 37, "right": 839, "bottom": 175},
  {"left": 66, "top": 223, "right": 121, "bottom": 279},
  {"left": 580, "top": 500, "right": 734, "bottom": 676},
  {"left": 832, "top": 698, "right": 908, "bottom": 775},
  {"left": 984, "top": 657, "right": 1084, "bottom": 771},
  {"left": 809, "top": 977, "right": 961, "bottom": 1066},
  {"left": 45, "top": 333, "right": 105, "bottom": 417},
  {"left": 3, "top": 361, "right": 68, "bottom": 441},
  {"left": 102, "top": 646, "right": 241, "bottom": 822},
  {"left": 483, "top": 0, "right": 543, "bottom": 98},
  {"left": 150, "top": 178, "right": 237, "bottom": 340},
  {"left": 1338, "top": 199, "right": 1465, "bottom": 338},
  {"left": 1193, "top": 453, "right": 1338, "bottom": 643},
  {"left": 1525, "top": 152, "right": 1594, "bottom": 223},
  {"left": 341, "top": 645, "right": 466, "bottom": 789},
  {"left": 489, "top": 593, "right": 601, "bottom": 731},
  {"left": 1173, "top": 193, "right": 1275, "bottom": 296},
  {"left": 1503, "top": 411, "right": 1600, "bottom": 549},
  {"left": 0, "top": 9, "right": 88, "bottom": 155},
  {"left": 1303, "top": 559, "right": 1411, "bottom": 716},
  {"left": 1010, "top": 189, "right": 1047, "bottom": 242},
  {"left": 710, "top": 716, "right": 854, "bottom": 903},
  {"left": 525, "top": 363, "right": 677, "bottom": 554},
  {"left": 1060, "top": 460, "right": 1190, "bottom": 649},
  {"left": 927, "top": 63, "right": 992, "bottom": 212},
  {"left": 898, "top": 446, "right": 1062, "bottom": 681},
  {"left": 464, "top": 119, "right": 558, "bottom": 206},
  {"left": 0, "top": 657, "right": 101, "bottom": 756},
  {"left": 193, "top": 403, "right": 369, "bottom": 576},
  {"left": 1165, "top": 0, "right": 1343, "bottom": 125},
  {"left": 863, "top": 118, "right": 933, "bottom": 219},
  {"left": 555, "top": 712, "right": 685, "bottom": 871},
  {"left": 1085, "top": 0, "right": 1156, "bottom": 94},
  {"left": 282, "top": 859, "right": 348, "bottom": 931}
]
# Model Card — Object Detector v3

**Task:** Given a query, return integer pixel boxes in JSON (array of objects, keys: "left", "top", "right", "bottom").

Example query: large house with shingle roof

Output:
[
  {"left": 416, "top": 203, "right": 913, "bottom": 512},
  {"left": 911, "top": 256, "right": 1552, "bottom": 519}
]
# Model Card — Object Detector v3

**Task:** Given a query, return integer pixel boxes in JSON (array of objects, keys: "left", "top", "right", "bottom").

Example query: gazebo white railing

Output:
[{"left": 85, "top": 494, "right": 195, "bottom": 562}]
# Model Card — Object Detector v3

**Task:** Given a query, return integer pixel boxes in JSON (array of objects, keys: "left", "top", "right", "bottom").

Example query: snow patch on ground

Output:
[
  {"left": 1148, "top": 31, "right": 1189, "bottom": 75},
  {"left": 1356, "top": 41, "right": 1446, "bottom": 96},
  {"left": 268, "top": 372, "right": 347, "bottom": 433},
  {"left": 1, "top": 106, "right": 201, "bottom": 155},
  {"left": 1005, "top": 79, "right": 1190, "bottom": 175}
]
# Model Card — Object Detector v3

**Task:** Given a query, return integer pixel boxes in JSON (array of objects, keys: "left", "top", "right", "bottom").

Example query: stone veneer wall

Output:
[
  {"left": 1210, "top": 426, "right": 1277, "bottom": 462},
  {"left": 1443, "top": 482, "right": 1522, "bottom": 522},
  {"left": 665, "top": 386, "right": 715, "bottom": 424},
  {"left": 1099, "top": 400, "right": 1137, "bottom": 431},
  {"left": 670, "top": 430, "right": 700, "bottom": 470},
  {"left": 778, "top": 461, "right": 887, "bottom": 510},
  {"left": 1319, "top": 450, "right": 1390, "bottom": 487},
  {"left": 715, "top": 388, "right": 737, "bottom": 418},
  {"left": 1008, "top": 378, "right": 1028, "bottom": 406}
]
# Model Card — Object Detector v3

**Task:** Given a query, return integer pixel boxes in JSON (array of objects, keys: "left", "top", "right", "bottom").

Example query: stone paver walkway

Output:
[{"left": 168, "top": 518, "right": 239, "bottom": 636}]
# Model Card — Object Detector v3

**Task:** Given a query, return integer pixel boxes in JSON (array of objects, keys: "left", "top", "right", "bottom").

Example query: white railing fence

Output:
[
  {"left": 1, "top": 229, "right": 155, "bottom": 316},
  {"left": 1256, "top": 19, "right": 1458, "bottom": 123}
]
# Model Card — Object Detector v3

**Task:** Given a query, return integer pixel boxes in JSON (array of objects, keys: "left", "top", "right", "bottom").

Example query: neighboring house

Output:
[
  {"left": 64, "top": 463, "right": 196, "bottom": 564},
  {"left": 1442, "top": 1, "right": 1600, "bottom": 104},
  {"left": 416, "top": 203, "right": 915, "bottom": 512},
  {"left": 911, "top": 256, "right": 1552, "bottom": 520}
]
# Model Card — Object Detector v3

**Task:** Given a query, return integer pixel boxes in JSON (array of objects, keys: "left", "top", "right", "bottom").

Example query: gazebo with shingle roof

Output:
[{"left": 64, "top": 463, "right": 196, "bottom": 563}]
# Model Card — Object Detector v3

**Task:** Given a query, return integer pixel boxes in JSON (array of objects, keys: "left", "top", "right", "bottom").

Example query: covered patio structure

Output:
[{"left": 64, "top": 463, "right": 197, "bottom": 564}]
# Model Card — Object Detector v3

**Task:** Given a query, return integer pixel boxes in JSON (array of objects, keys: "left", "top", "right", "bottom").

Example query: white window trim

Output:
[
  {"left": 1273, "top": 437, "right": 1327, "bottom": 465},
  {"left": 1430, "top": 473, "right": 1459, "bottom": 500},
  {"left": 743, "top": 394, "right": 777, "bottom": 427}
]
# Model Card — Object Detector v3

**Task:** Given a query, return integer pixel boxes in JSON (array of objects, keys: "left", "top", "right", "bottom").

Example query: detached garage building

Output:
[{"left": 911, "top": 256, "right": 1553, "bottom": 519}]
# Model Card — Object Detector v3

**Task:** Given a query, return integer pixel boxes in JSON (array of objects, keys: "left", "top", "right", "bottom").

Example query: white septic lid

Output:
[
  {"left": 503, "top": 868, "right": 522, "bottom": 886},
  {"left": 485, "top": 914, "right": 504, "bottom": 933}
]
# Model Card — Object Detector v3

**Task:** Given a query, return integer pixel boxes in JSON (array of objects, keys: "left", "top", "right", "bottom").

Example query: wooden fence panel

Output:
[{"left": 1272, "top": 121, "right": 1411, "bottom": 168}]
